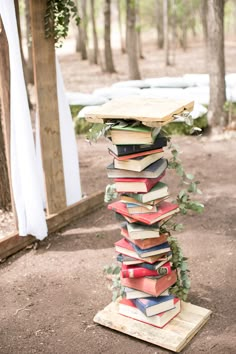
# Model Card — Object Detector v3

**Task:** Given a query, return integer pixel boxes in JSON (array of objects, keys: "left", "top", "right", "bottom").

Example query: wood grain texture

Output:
[
  {"left": 93, "top": 301, "right": 212, "bottom": 352},
  {"left": 85, "top": 97, "right": 194, "bottom": 124},
  {"left": 0, "top": 191, "right": 104, "bottom": 260},
  {"left": 29, "top": 0, "right": 66, "bottom": 214}
]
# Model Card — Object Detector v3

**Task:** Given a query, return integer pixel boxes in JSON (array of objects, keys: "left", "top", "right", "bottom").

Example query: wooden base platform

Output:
[{"left": 93, "top": 301, "right": 212, "bottom": 352}]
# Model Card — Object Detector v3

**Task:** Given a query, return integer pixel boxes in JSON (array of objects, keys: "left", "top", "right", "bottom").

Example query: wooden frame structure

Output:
[{"left": 0, "top": 0, "right": 104, "bottom": 260}]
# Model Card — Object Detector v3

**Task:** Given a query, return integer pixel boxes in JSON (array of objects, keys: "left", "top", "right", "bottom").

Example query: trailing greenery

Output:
[
  {"left": 44, "top": 0, "right": 80, "bottom": 47},
  {"left": 103, "top": 264, "right": 124, "bottom": 302}
]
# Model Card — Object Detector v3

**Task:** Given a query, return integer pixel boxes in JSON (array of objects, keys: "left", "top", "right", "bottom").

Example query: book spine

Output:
[{"left": 121, "top": 264, "right": 171, "bottom": 279}]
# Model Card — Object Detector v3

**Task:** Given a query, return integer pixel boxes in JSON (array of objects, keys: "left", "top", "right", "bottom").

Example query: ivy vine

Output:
[{"left": 44, "top": 0, "right": 80, "bottom": 47}]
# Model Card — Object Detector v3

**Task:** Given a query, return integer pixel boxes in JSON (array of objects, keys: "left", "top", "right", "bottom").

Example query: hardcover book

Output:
[
  {"left": 121, "top": 262, "right": 171, "bottom": 279},
  {"left": 130, "top": 240, "right": 171, "bottom": 258},
  {"left": 120, "top": 224, "right": 167, "bottom": 249},
  {"left": 133, "top": 295, "right": 176, "bottom": 317},
  {"left": 120, "top": 269, "right": 177, "bottom": 296},
  {"left": 106, "top": 158, "right": 168, "bottom": 179},
  {"left": 120, "top": 194, "right": 168, "bottom": 208},
  {"left": 114, "top": 174, "right": 165, "bottom": 193},
  {"left": 116, "top": 253, "right": 144, "bottom": 265},
  {"left": 108, "top": 201, "right": 179, "bottom": 225},
  {"left": 114, "top": 151, "right": 164, "bottom": 172},
  {"left": 126, "top": 222, "right": 160, "bottom": 240},
  {"left": 119, "top": 298, "right": 181, "bottom": 328},
  {"left": 115, "top": 238, "right": 169, "bottom": 264},
  {"left": 108, "top": 135, "right": 168, "bottom": 157},
  {"left": 108, "top": 147, "right": 163, "bottom": 161},
  {"left": 126, "top": 203, "right": 159, "bottom": 214},
  {"left": 110, "top": 124, "right": 161, "bottom": 145},
  {"left": 127, "top": 182, "right": 169, "bottom": 204}
]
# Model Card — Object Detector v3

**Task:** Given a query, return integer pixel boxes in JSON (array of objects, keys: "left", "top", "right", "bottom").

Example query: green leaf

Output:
[{"left": 186, "top": 173, "right": 194, "bottom": 180}]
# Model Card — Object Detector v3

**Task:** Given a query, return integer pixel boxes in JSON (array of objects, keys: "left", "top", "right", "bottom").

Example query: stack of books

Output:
[{"left": 106, "top": 122, "right": 181, "bottom": 328}]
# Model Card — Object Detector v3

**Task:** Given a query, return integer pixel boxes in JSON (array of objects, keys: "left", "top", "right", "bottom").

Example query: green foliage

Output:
[
  {"left": 163, "top": 115, "right": 208, "bottom": 136},
  {"left": 70, "top": 105, "right": 84, "bottom": 118},
  {"left": 103, "top": 264, "right": 124, "bottom": 301},
  {"left": 168, "top": 141, "right": 204, "bottom": 216},
  {"left": 167, "top": 236, "right": 190, "bottom": 301},
  {"left": 44, "top": 0, "right": 80, "bottom": 47},
  {"left": 74, "top": 118, "right": 93, "bottom": 135}
]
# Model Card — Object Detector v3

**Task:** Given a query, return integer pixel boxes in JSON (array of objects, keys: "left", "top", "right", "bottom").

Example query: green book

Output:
[
  {"left": 128, "top": 182, "right": 169, "bottom": 204},
  {"left": 110, "top": 123, "right": 161, "bottom": 145}
]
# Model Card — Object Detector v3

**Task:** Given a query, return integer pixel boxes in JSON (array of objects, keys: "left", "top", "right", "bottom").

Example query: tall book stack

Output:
[
  {"left": 106, "top": 122, "right": 181, "bottom": 328},
  {"left": 86, "top": 97, "right": 211, "bottom": 351}
]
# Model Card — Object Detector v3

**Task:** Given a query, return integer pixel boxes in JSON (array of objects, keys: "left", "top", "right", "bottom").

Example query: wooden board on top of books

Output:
[
  {"left": 93, "top": 301, "right": 212, "bottom": 353},
  {"left": 85, "top": 97, "right": 194, "bottom": 127}
]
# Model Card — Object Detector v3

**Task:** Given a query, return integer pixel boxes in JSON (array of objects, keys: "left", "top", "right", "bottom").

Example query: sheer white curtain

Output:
[{"left": 0, "top": 0, "right": 81, "bottom": 240}]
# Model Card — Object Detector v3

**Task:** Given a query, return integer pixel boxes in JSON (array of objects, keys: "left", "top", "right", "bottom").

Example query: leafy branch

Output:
[
  {"left": 103, "top": 264, "right": 124, "bottom": 301},
  {"left": 167, "top": 236, "right": 190, "bottom": 301},
  {"left": 168, "top": 142, "right": 204, "bottom": 215},
  {"left": 44, "top": 0, "right": 80, "bottom": 47}
]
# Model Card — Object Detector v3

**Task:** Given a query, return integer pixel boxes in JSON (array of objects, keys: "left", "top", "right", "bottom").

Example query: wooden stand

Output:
[{"left": 94, "top": 301, "right": 212, "bottom": 352}]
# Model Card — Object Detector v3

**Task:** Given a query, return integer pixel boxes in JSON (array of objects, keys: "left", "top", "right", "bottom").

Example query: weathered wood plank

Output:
[
  {"left": 85, "top": 97, "right": 194, "bottom": 124},
  {"left": 93, "top": 301, "right": 212, "bottom": 352},
  {"left": 0, "top": 191, "right": 104, "bottom": 260},
  {"left": 29, "top": 0, "right": 66, "bottom": 214}
]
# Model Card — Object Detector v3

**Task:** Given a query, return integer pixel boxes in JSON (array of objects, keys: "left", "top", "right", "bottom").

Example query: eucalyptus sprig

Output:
[
  {"left": 167, "top": 236, "right": 190, "bottom": 301},
  {"left": 103, "top": 264, "right": 124, "bottom": 301},
  {"left": 44, "top": 0, "right": 80, "bottom": 47},
  {"left": 86, "top": 123, "right": 112, "bottom": 143},
  {"left": 168, "top": 142, "right": 204, "bottom": 215}
]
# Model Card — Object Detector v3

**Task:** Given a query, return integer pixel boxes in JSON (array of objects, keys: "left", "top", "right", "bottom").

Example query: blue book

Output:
[
  {"left": 130, "top": 240, "right": 171, "bottom": 258},
  {"left": 133, "top": 295, "right": 176, "bottom": 317}
]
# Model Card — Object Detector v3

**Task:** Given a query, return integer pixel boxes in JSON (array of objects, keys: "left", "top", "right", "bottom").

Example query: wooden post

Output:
[{"left": 29, "top": 0, "right": 67, "bottom": 215}]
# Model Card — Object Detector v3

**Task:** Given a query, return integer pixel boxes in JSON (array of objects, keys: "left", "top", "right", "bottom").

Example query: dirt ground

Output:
[{"left": 1, "top": 40, "right": 236, "bottom": 353}]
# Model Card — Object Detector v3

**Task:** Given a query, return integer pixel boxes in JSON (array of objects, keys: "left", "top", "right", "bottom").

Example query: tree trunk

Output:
[
  {"left": 207, "top": 0, "right": 226, "bottom": 128},
  {"left": 104, "top": 0, "right": 116, "bottom": 73},
  {"left": 0, "top": 19, "right": 12, "bottom": 211},
  {"left": 156, "top": 0, "right": 164, "bottom": 48},
  {"left": 78, "top": 0, "right": 88, "bottom": 60},
  {"left": 136, "top": 0, "right": 144, "bottom": 59},
  {"left": 25, "top": 0, "right": 34, "bottom": 84},
  {"left": 163, "top": 0, "right": 170, "bottom": 65},
  {"left": 117, "top": 0, "right": 125, "bottom": 53},
  {"left": 201, "top": 0, "right": 208, "bottom": 46},
  {"left": 126, "top": 0, "right": 141, "bottom": 79},
  {"left": 170, "top": 0, "right": 177, "bottom": 65},
  {"left": 90, "top": 0, "right": 99, "bottom": 64}
]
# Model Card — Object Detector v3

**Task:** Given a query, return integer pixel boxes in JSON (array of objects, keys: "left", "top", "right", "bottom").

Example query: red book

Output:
[
  {"left": 114, "top": 172, "right": 165, "bottom": 193},
  {"left": 115, "top": 238, "right": 170, "bottom": 264},
  {"left": 120, "top": 270, "right": 177, "bottom": 296},
  {"left": 120, "top": 225, "right": 168, "bottom": 250},
  {"left": 108, "top": 201, "right": 179, "bottom": 225},
  {"left": 119, "top": 298, "right": 181, "bottom": 328},
  {"left": 121, "top": 262, "right": 172, "bottom": 279},
  {"left": 109, "top": 147, "right": 164, "bottom": 161}
]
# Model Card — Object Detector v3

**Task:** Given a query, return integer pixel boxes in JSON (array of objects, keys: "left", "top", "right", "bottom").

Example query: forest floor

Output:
[{"left": 1, "top": 39, "right": 236, "bottom": 353}]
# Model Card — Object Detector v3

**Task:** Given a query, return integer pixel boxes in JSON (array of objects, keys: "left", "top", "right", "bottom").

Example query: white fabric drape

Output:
[
  {"left": 56, "top": 58, "right": 81, "bottom": 205},
  {"left": 0, "top": 0, "right": 48, "bottom": 239}
]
